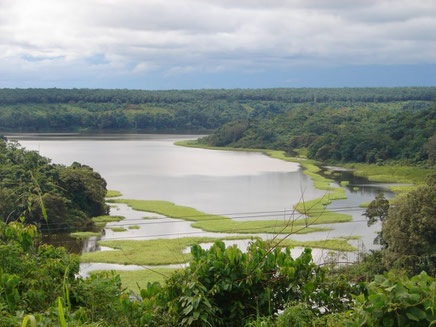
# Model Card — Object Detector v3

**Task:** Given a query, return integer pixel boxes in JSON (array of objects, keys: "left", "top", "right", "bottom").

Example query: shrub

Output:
[{"left": 345, "top": 271, "right": 436, "bottom": 326}]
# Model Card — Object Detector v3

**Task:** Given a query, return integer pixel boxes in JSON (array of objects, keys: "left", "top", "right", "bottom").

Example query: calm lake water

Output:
[
  {"left": 10, "top": 133, "right": 325, "bottom": 214},
  {"left": 8, "top": 133, "right": 396, "bottom": 272}
]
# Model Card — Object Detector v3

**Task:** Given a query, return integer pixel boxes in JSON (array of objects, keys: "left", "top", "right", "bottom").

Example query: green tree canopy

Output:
[
  {"left": 0, "top": 138, "right": 108, "bottom": 231},
  {"left": 382, "top": 174, "right": 436, "bottom": 275}
]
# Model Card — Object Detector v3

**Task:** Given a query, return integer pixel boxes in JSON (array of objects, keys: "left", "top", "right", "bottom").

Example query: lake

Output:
[{"left": 7, "top": 133, "right": 396, "bottom": 269}]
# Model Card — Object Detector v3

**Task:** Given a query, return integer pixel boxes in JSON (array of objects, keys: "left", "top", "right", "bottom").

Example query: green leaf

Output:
[
  {"left": 408, "top": 306, "right": 427, "bottom": 320},
  {"left": 382, "top": 317, "right": 394, "bottom": 327}
]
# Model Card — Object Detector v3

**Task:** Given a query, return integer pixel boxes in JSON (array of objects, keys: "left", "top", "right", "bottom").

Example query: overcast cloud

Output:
[{"left": 0, "top": 0, "right": 435, "bottom": 88}]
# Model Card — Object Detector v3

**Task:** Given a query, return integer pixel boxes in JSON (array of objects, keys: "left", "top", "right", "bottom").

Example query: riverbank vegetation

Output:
[
  {"left": 105, "top": 190, "right": 122, "bottom": 198},
  {"left": 70, "top": 231, "right": 102, "bottom": 239},
  {"left": 91, "top": 215, "right": 125, "bottom": 227},
  {"left": 109, "top": 227, "right": 127, "bottom": 232},
  {"left": 0, "top": 138, "right": 108, "bottom": 232}
]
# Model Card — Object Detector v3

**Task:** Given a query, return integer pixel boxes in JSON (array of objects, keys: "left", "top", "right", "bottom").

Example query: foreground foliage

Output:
[
  {"left": 140, "top": 239, "right": 363, "bottom": 327},
  {"left": 346, "top": 271, "right": 436, "bottom": 327},
  {"left": 1, "top": 221, "right": 435, "bottom": 326}
]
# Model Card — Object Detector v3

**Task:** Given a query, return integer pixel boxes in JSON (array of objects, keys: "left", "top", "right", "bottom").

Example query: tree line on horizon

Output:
[{"left": 0, "top": 87, "right": 435, "bottom": 133}]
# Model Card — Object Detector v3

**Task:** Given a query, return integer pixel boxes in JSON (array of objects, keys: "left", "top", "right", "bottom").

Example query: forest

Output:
[
  {"left": 0, "top": 87, "right": 435, "bottom": 132},
  {"left": 202, "top": 102, "right": 436, "bottom": 165},
  {"left": 0, "top": 137, "right": 108, "bottom": 232}
]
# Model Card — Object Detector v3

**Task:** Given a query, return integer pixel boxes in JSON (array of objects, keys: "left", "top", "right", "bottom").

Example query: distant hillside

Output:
[
  {"left": 0, "top": 87, "right": 435, "bottom": 132},
  {"left": 202, "top": 100, "right": 436, "bottom": 165}
]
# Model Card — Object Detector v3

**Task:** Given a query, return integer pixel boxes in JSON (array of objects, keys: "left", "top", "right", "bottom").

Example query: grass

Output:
[
  {"left": 142, "top": 216, "right": 161, "bottom": 220},
  {"left": 340, "top": 181, "right": 350, "bottom": 186},
  {"left": 70, "top": 231, "right": 101, "bottom": 239},
  {"left": 110, "top": 227, "right": 127, "bottom": 232},
  {"left": 359, "top": 201, "right": 371, "bottom": 208},
  {"left": 277, "top": 239, "right": 356, "bottom": 252},
  {"left": 387, "top": 185, "right": 420, "bottom": 193},
  {"left": 344, "top": 163, "right": 434, "bottom": 184},
  {"left": 128, "top": 225, "right": 140, "bottom": 229},
  {"left": 106, "top": 190, "right": 122, "bottom": 198},
  {"left": 81, "top": 236, "right": 356, "bottom": 266},
  {"left": 104, "top": 268, "right": 178, "bottom": 292},
  {"left": 80, "top": 237, "right": 254, "bottom": 265},
  {"left": 338, "top": 235, "right": 361, "bottom": 240},
  {"left": 352, "top": 187, "right": 360, "bottom": 191},
  {"left": 293, "top": 147, "right": 308, "bottom": 158},
  {"left": 92, "top": 215, "right": 125, "bottom": 227},
  {"left": 109, "top": 199, "right": 331, "bottom": 234}
]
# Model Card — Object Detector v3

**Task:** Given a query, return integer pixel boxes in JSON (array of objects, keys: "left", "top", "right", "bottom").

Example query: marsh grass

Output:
[
  {"left": 340, "top": 181, "right": 350, "bottom": 186},
  {"left": 359, "top": 201, "right": 371, "bottom": 208},
  {"left": 106, "top": 190, "right": 123, "bottom": 198},
  {"left": 81, "top": 236, "right": 355, "bottom": 266},
  {"left": 360, "top": 198, "right": 396, "bottom": 208},
  {"left": 128, "top": 225, "right": 140, "bottom": 229},
  {"left": 338, "top": 235, "right": 361, "bottom": 240},
  {"left": 80, "top": 236, "right": 255, "bottom": 265},
  {"left": 109, "top": 199, "right": 331, "bottom": 234},
  {"left": 95, "top": 268, "right": 178, "bottom": 292},
  {"left": 344, "top": 163, "right": 434, "bottom": 184},
  {"left": 294, "top": 147, "right": 308, "bottom": 158},
  {"left": 70, "top": 231, "right": 101, "bottom": 239},
  {"left": 110, "top": 227, "right": 127, "bottom": 232},
  {"left": 387, "top": 185, "right": 420, "bottom": 193},
  {"left": 277, "top": 239, "right": 356, "bottom": 252},
  {"left": 92, "top": 215, "right": 125, "bottom": 227}
]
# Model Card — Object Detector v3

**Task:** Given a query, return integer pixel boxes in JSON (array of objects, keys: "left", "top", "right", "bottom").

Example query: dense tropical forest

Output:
[
  {"left": 1, "top": 87, "right": 436, "bottom": 326},
  {"left": 0, "top": 87, "right": 435, "bottom": 133},
  {"left": 201, "top": 102, "right": 436, "bottom": 164}
]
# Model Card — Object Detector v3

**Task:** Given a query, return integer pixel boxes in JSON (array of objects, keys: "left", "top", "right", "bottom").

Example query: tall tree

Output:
[{"left": 382, "top": 174, "right": 436, "bottom": 275}]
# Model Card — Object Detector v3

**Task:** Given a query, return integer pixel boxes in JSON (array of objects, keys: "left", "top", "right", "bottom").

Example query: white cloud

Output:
[{"left": 0, "top": 0, "right": 435, "bottom": 82}]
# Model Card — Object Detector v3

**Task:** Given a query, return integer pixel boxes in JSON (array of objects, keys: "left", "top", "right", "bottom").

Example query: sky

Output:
[{"left": 1, "top": 0, "right": 436, "bottom": 89}]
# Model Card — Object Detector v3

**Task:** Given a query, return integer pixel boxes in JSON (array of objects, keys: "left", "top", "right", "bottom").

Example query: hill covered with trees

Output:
[
  {"left": 202, "top": 101, "right": 436, "bottom": 165},
  {"left": 0, "top": 87, "right": 435, "bottom": 132}
]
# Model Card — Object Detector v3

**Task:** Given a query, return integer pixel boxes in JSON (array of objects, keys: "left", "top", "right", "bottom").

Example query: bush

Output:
[
  {"left": 154, "top": 239, "right": 327, "bottom": 327},
  {"left": 345, "top": 271, "right": 436, "bottom": 326}
]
